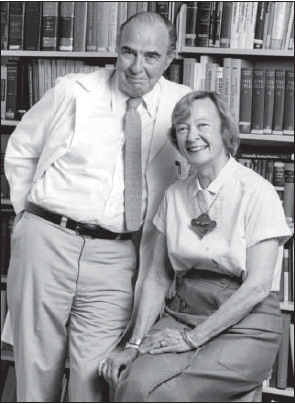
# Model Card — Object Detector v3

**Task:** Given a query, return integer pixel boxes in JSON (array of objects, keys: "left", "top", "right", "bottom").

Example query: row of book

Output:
[
  {"left": 1, "top": 1, "right": 178, "bottom": 53},
  {"left": 180, "top": 2, "right": 294, "bottom": 50},
  {"left": 183, "top": 58, "right": 294, "bottom": 136},
  {"left": 279, "top": 237, "right": 294, "bottom": 304}
]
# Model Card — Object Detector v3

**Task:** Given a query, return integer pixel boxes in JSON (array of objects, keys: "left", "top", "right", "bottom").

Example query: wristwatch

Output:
[{"left": 125, "top": 337, "right": 142, "bottom": 350}]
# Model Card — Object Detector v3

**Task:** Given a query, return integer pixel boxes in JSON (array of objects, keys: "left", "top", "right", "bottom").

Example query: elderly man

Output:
[{"left": 4, "top": 12, "right": 190, "bottom": 402}]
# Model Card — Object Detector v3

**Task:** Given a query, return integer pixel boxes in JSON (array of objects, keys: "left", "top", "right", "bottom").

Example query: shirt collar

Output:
[
  {"left": 111, "top": 70, "right": 161, "bottom": 116},
  {"left": 190, "top": 155, "right": 237, "bottom": 197}
]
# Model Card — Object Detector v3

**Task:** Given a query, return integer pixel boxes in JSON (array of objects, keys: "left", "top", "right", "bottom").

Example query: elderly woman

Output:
[{"left": 100, "top": 91, "right": 292, "bottom": 402}]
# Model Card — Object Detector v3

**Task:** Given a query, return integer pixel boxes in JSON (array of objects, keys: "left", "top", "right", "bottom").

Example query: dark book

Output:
[
  {"left": 1, "top": 2, "right": 9, "bottom": 50},
  {"left": 283, "top": 162, "right": 294, "bottom": 224},
  {"left": 195, "top": 1, "right": 213, "bottom": 47},
  {"left": 273, "top": 70, "right": 286, "bottom": 135},
  {"left": 283, "top": 70, "right": 294, "bottom": 135},
  {"left": 167, "top": 62, "right": 181, "bottom": 83},
  {"left": 276, "top": 312, "right": 291, "bottom": 389},
  {"left": 148, "top": 2, "right": 157, "bottom": 13},
  {"left": 8, "top": 1, "right": 25, "bottom": 50},
  {"left": 59, "top": 1, "right": 74, "bottom": 51},
  {"left": 1, "top": 365, "right": 17, "bottom": 402},
  {"left": 42, "top": 1, "right": 59, "bottom": 51},
  {"left": 1, "top": 64, "right": 7, "bottom": 119},
  {"left": 239, "top": 68, "right": 253, "bottom": 134},
  {"left": 16, "top": 62, "right": 29, "bottom": 119},
  {"left": 251, "top": 69, "right": 265, "bottom": 134},
  {"left": 0, "top": 215, "right": 9, "bottom": 274},
  {"left": 5, "top": 61, "right": 18, "bottom": 120},
  {"left": 156, "top": 2, "right": 169, "bottom": 20},
  {"left": 86, "top": 1, "right": 96, "bottom": 52},
  {"left": 24, "top": 1, "right": 42, "bottom": 50},
  {"left": 209, "top": 1, "right": 222, "bottom": 48},
  {"left": 73, "top": 2, "right": 87, "bottom": 52},
  {"left": 253, "top": 2, "right": 267, "bottom": 49},
  {"left": 263, "top": 69, "right": 275, "bottom": 134},
  {"left": 1, "top": 134, "right": 10, "bottom": 199},
  {"left": 184, "top": 2, "right": 198, "bottom": 47},
  {"left": 1, "top": 288, "right": 7, "bottom": 335},
  {"left": 220, "top": 1, "right": 233, "bottom": 48}
]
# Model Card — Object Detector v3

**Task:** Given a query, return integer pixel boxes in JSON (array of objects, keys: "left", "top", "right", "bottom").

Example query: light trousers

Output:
[{"left": 7, "top": 211, "right": 136, "bottom": 402}]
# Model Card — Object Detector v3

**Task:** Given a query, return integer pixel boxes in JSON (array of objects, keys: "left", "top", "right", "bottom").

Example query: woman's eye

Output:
[{"left": 176, "top": 127, "right": 188, "bottom": 135}]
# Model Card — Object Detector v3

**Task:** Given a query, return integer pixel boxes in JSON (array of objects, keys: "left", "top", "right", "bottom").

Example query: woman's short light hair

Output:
[{"left": 169, "top": 91, "right": 240, "bottom": 157}]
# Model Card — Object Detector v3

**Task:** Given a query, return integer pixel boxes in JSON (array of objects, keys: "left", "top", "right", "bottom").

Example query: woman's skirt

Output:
[{"left": 115, "top": 270, "right": 283, "bottom": 402}]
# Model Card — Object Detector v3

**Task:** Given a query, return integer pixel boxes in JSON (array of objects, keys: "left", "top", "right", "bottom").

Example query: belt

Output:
[{"left": 26, "top": 202, "right": 133, "bottom": 240}]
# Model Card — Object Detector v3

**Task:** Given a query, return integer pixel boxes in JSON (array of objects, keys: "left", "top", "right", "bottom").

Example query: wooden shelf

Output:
[
  {"left": 179, "top": 47, "right": 294, "bottom": 57},
  {"left": 1, "top": 120, "right": 19, "bottom": 126},
  {"left": 263, "top": 386, "right": 294, "bottom": 397},
  {"left": 280, "top": 301, "right": 294, "bottom": 312},
  {"left": 1, "top": 198, "right": 12, "bottom": 205},
  {"left": 239, "top": 133, "right": 294, "bottom": 146},
  {"left": 1, "top": 50, "right": 117, "bottom": 58}
]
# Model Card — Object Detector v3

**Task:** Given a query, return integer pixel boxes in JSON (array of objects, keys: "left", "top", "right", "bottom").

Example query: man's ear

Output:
[{"left": 165, "top": 50, "right": 176, "bottom": 69}]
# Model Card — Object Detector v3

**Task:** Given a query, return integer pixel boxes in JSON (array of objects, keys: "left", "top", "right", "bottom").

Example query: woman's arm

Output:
[{"left": 181, "top": 237, "right": 280, "bottom": 348}]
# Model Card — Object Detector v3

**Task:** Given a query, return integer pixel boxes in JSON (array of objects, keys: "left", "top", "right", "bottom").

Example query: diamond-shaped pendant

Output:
[{"left": 191, "top": 213, "right": 217, "bottom": 239}]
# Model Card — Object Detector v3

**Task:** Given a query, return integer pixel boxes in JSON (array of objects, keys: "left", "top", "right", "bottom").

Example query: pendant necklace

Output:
[{"left": 191, "top": 188, "right": 220, "bottom": 239}]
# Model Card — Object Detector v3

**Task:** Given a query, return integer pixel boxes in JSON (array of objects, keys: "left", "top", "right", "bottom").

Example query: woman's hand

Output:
[
  {"left": 98, "top": 348, "right": 138, "bottom": 389},
  {"left": 139, "top": 328, "right": 192, "bottom": 354}
]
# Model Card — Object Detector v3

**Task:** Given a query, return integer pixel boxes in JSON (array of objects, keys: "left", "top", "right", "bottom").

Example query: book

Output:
[
  {"left": 1, "top": 64, "right": 7, "bottom": 119},
  {"left": 264, "top": 1, "right": 275, "bottom": 49},
  {"left": 184, "top": 2, "right": 198, "bottom": 47},
  {"left": 281, "top": 2, "right": 293, "bottom": 50},
  {"left": 209, "top": 1, "right": 222, "bottom": 48},
  {"left": 156, "top": 2, "right": 170, "bottom": 20},
  {"left": 229, "top": 2, "right": 240, "bottom": 49},
  {"left": 59, "top": 1, "right": 75, "bottom": 51},
  {"left": 220, "top": 1, "right": 233, "bottom": 48},
  {"left": 8, "top": 1, "right": 25, "bottom": 50},
  {"left": 230, "top": 59, "right": 253, "bottom": 124},
  {"left": 168, "top": 62, "right": 181, "bottom": 84},
  {"left": 205, "top": 61, "right": 218, "bottom": 92},
  {"left": 245, "top": 1, "right": 258, "bottom": 49},
  {"left": 96, "top": 1, "right": 110, "bottom": 52},
  {"left": 195, "top": 1, "right": 213, "bottom": 47},
  {"left": 5, "top": 61, "right": 18, "bottom": 120},
  {"left": 1, "top": 2, "right": 9, "bottom": 50},
  {"left": 216, "top": 66, "right": 223, "bottom": 94},
  {"left": 270, "top": 2, "right": 288, "bottom": 50},
  {"left": 283, "top": 70, "right": 294, "bottom": 135},
  {"left": 1, "top": 365, "right": 17, "bottom": 402},
  {"left": 17, "top": 62, "right": 29, "bottom": 118},
  {"left": 117, "top": 2, "right": 128, "bottom": 31},
  {"left": 42, "top": 1, "right": 59, "bottom": 51},
  {"left": 183, "top": 58, "right": 197, "bottom": 90},
  {"left": 38, "top": 58, "right": 45, "bottom": 100},
  {"left": 108, "top": 2, "right": 118, "bottom": 52},
  {"left": 263, "top": 69, "right": 275, "bottom": 134},
  {"left": 253, "top": 1, "right": 267, "bottom": 49},
  {"left": 251, "top": 68, "right": 265, "bottom": 134},
  {"left": 127, "top": 2, "right": 137, "bottom": 19},
  {"left": 239, "top": 67, "right": 253, "bottom": 134},
  {"left": 1, "top": 289, "right": 7, "bottom": 335},
  {"left": 237, "top": 2, "right": 248, "bottom": 49},
  {"left": 287, "top": 15, "right": 294, "bottom": 50},
  {"left": 284, "top": 2, "right": 294, "bottom": 50},
  {"left": 73, "top": 2, "right": 87, "bottom": 52},
  {"left": 273, "top": 69, "right": 286, "bottom": 135},
  {"left": 136, "top": 2, "right": 148, "bottom": 13},
  {"left": 86, "top": 1, "right": 96, "bottom": 52},
  {"left": 276, "top": 312, "right": 291, "bottom": 389},
  {"left": 283, "top": 162, "right": 294, "bottom": 225},
  {"left": 290, "top": 323, "right": 294, "bottom": 373},
  {"left": 24, "top": 1, "right": 42, "bottom": 50},
  {"left": 222, "top": 58, "right": 232, "bottom": 110}
]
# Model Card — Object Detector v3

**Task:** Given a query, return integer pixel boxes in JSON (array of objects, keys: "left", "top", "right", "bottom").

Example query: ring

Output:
[{"left": 159, "top": 340, "right": 167, "bottom": 347}]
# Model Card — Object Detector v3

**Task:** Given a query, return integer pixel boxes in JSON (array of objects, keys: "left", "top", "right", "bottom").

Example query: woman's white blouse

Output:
[{"left": 153, "top": 157, "right": 292, "bottom": 291}]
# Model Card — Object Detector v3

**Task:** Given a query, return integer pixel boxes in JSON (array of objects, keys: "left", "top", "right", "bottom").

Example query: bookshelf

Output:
[{"left": 1, "top": 1, "right": 294, "bottom": 402}]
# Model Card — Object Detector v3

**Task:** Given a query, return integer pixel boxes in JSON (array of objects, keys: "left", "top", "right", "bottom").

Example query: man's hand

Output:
[
  {"left": 98, "top": 347, "right": 138, "bottom": 389},
  {"left": 139, "top": 328, "right": 192, "bottom": 354}
]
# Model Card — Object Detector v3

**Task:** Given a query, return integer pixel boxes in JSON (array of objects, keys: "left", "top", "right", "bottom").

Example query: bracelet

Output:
[
  {"left": 125, "top": 337, "right": 142, "bottom": 350},
  {"left": 125, "top": 342, "right": 140, "bottom": 350},
  {"left": 180, "top": 328, "right": 198, "bottom": 349}
]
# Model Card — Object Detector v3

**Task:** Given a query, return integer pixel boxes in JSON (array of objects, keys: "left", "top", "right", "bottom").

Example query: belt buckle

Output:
[{"left": 75, "top": 222, "right": 98, "bottom": 238}]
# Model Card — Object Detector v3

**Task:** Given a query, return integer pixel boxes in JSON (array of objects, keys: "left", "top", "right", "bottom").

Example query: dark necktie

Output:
[{"left": 124, "top": 97, "right": 142, "bottom": 231}]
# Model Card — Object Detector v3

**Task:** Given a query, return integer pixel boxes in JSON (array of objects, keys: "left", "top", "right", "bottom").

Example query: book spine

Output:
[
  {"left": 127, "top": 2, "right": 137, "bottom": 19},
  {"left": 27, "top": 60, "right": 34, "bottom": 108},
  {"left": 96, "top": 1, "right": 109, "bottom": 52},
  {"left": 231, "top": 59, "right": 253, "bottom": 124},
  {"left": 56, "top": 59, "right": 66, "bottom": 79},
  {"left": 24, "top": 1, "right": 42, "bottom": 50},
  {"left": 239, "top": 68, "right": 253, "bottom": 134},
  {"left": 283, "top": 70, "right": 294, "bottom": 135},
  {"left": 284, "top": 2, "right": 294, "bottom": 50},
  {"left": 229, "top": 2, "right": 240, "bottom": 49},
  {"left": 184, "top": 2, "right": 198, "bottom": 47},
  {"left": 270, "top": 2, "right": 287, "bottom": 50},
  {"left": 8, "top": 1, "right": 25, "bottom": 50},
  {"left": 17, "top": 63, "right": 28, "bottom": 118},
  {"left": 276, "top": 312, "right": 291, "bottom": 389},
  {"left": 1, "top": 289, "right": 7, "bottom": 335},
  {"left": 73, "top": 2, "right": 87, "bottom": 52},
  {"left": 148, "top": 2, "right": 157, "bottom": 13},
  {"left": 281, "top": 2, "right": 292, "bottom": 50},
  {"left": 156, "top": 2, "right": 169, "bottom": 20},
  {"left": 220, "top": 1, "right": 233, "bottom": 48},
  {"left": 168, "top": 63, "right": 181, "bottom": 84},
  {"left": 263, "top": 69, "right": 275, "bottom": 134},
  {"left": 1, "top": 2, "right": 9, "bottom": 50},
  {"left": 1, "top": 65, "right": 7, "bottom": 119},
  {"left": 195, "top": 1, "right": 213, "bottom": 48},
  {"left": 42, "top": 1, "right": 59, "bottom": 51},
  {"left": 108, "top": 2, "right": 118, "bottom": 52},
  {"left": 59, "top": 1, "right": 75, "bottom": 51},
  {"left": 251, "top": 68, "right": 265, "bottom": 134},
  {"left": 237, "top": 2, "right": 248, "bottom": 49},
  {"left": 246, "top": 1, "right": 258, "bottom": 49},
  {"left": 210, "top": 1, "right": 223, "bottom": 48},
  {"left": 283, "top": 162, "right": 294, "bottom": 224},
  {"left": 32, "top": 59, "right": 39, "bottom": 104},
  {"left": 117, "top": 2, "right": 128, "bottom": 31},
  {"left": 86, "top": 1, "right": 96, "bottom": 52},
  {"left": 264, "top": 1, "right": 275, "bottom": 49},
  {"left": 136, "top": 2, "right": 148, "bottom": 13},
  {"left": 273, "top": 69, "right": 286, "bottom": 135},
  {"left": 222, "top": 57, "right": 232, "bottom": 109},
  {"left": 5, "top": 61, "right": 18, "bottom": 120},
  {"left": 38, "top": 58, "right": 45, "bottom": 100},
  {"left": 253, "top": 1, "right": 267, "bottom": 49},
  {"left": 216, "top": 66, "right": 223, "bottom": 94}
]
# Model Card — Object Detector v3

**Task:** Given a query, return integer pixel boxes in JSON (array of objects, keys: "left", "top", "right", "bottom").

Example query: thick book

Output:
[
  {"left": 239, "top": 67, "right": 253, "bottom": 134},
  {"left": 108, "top": 2, "right": 118, "bottom": 52},
  {"left": 220, "top": 1, "right": 233, "bottom": 48},
  {"left": 73, "top": 2, "right": 87, "bottom": 52},
  {"left": 229, "top": 2, "right": 240, "bottom": 49},
  {"left": 263, "top": 69, "right": 275, "bottom": 134},
  {"left": 251, "top": 68, "right": 265, "bottom": 134},
  {"left": 276, "top": 312, "right": 291, "bottom": 389},
  {"left": 253, "top": 1, "right": 267, "bottom": 49},
  {"left": 283, "top": 162, "right": 294, "bottom": 224},
  {"left": 230, "top": 59, "right": 253, "bottom": 124},
  {"left": 195, "top": 1, "right": 213, "bottom": 47},
  {"left": 1, "top": 2, "right": 9, "bottom": 50},
  {"left": 42, "top": 1, "right": 59, "bottom": 51},
  {"left": 273, "top": 69, "right": 286, "bottom": 135},
  {"left": 5, "top": 61, "right": 18, "bottom": 120},
  {"left": 8, "top": 1, "right": 25, "bottom": 50},
  {"left": 24, "top": 1, "right": 42, "bottom": 50},
  {"left": 59, "top": 1, "right": 75, "bottom": 51},
  {"left": 96, "top": 1, "right": 109, "bottom": 52},
  {"left": 270, "top": 2, "right": 288, "bottom": 50},
  {"left": 283, "top": 70, "right": 294, "bottom": 135},
  {"left": 1, "top": 64, "right": 7, "bottom": 119},
  {"left": 222, "top": 58, "right": 232, "bottom": 110},
  {"left": 184, "top": 2, "right": 198, "bottom": 47},
  {"left": 86, "top": 1, "right": 96, "bottom": 51}
]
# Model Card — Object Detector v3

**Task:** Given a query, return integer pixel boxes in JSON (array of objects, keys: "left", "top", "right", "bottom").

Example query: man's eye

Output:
[
  {"left": 145, "top": 54, "right": 159, "bottom": 63},
  {"left": 122, "top": 50, "right": 134, "bottom": 58}
]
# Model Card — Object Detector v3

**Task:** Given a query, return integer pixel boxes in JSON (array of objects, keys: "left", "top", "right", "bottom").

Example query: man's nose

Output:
[{"left": 130, "top": 55, "right": 143, "bottom": 73}]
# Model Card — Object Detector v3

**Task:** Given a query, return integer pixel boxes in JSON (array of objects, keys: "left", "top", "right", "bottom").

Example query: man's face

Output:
[{"left": 116, "top": 20, "right": 174, "bottom": 97}]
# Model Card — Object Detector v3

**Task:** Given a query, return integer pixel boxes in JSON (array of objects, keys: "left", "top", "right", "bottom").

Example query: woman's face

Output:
[{"left": 175, "top": 97, "right": 228, "bottom": 168}]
